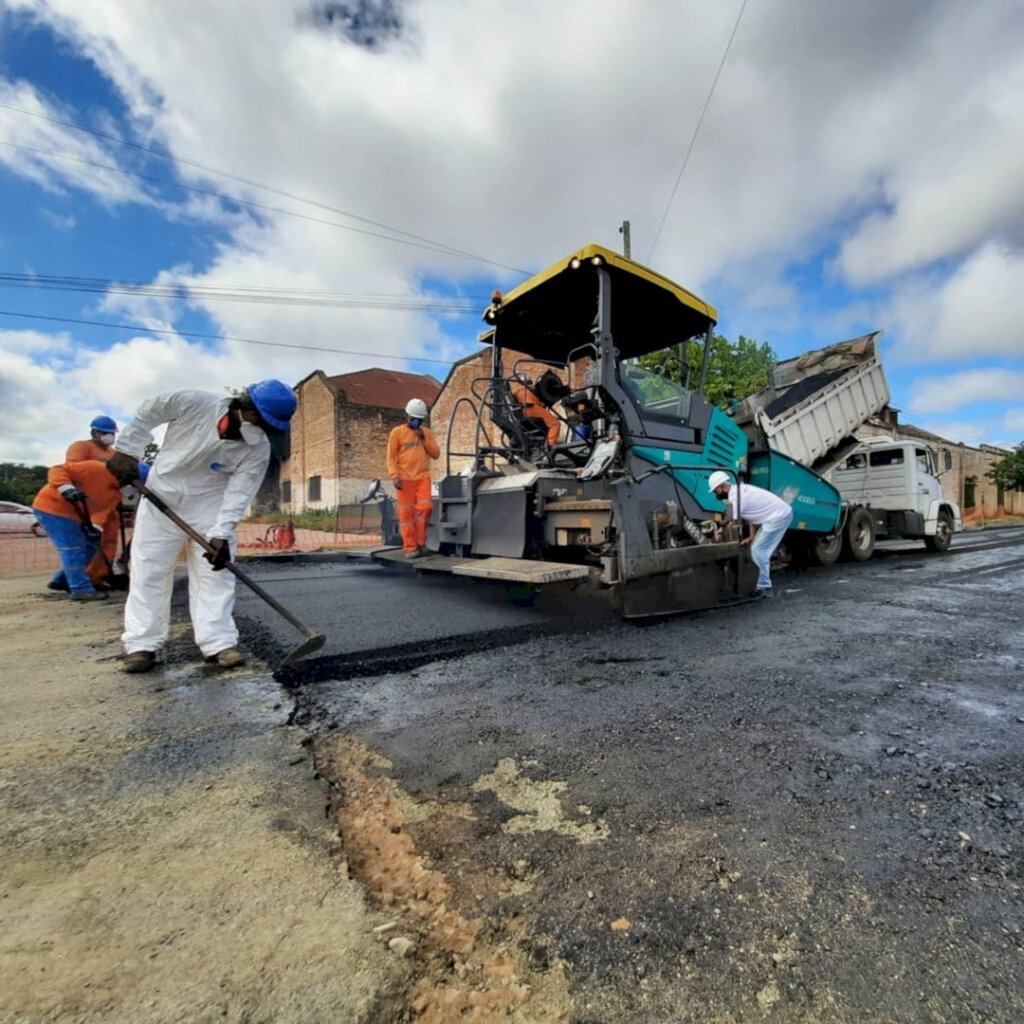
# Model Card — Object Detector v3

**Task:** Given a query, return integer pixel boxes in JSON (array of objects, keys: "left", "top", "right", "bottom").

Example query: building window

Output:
[
  {"left": 308, "top": 476, "right": 321, "bottom": 502},
  {"left": 281, "top": 480, "right": 291, "bottom": 504},
  {"left": 963, "top": 476, "right": 977, "bottom": 509}
]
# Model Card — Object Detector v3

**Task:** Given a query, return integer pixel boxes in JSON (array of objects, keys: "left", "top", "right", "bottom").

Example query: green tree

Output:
[
  {"left": 638, "top": 334, "right": 776, "bottom": 407},
  {"left": 0, "top": 463, "right": 49, "bottom": 505},
  {"left": 986, "top": 443, "right": 1024, "bottom": 491}
]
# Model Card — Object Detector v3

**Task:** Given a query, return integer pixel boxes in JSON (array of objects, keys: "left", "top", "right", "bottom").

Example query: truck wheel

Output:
[
  {"left": 924, "top": 511, "right": 953, "bottom": 553},
  {"left": 842, "top": 507, "right": 875, "bottom": 561},
  {"left": 790, "top": 528, "right": 839, "bottom": 569}
]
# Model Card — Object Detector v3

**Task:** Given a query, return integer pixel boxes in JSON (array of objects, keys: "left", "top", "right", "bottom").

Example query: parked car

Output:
[{"left": 0, "top": 501, "right": 45, "bottom": 536}]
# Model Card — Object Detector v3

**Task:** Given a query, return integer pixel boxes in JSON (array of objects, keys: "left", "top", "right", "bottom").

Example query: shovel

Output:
[{"left": 134, "top": 483, "right": 326, "bottom": 666}]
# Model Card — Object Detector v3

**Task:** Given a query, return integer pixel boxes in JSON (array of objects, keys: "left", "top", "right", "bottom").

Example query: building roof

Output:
[{"left": 326, "top": 368, "right": 441, "bottom": 410}]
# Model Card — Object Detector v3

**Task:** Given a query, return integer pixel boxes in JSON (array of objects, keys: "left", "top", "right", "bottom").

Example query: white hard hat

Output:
[
  {"left": 708, "top": 470, "right": 731, "bottom": 493},
  {"left": 405, "top": 398, "right": 428, "bottom": 419}
]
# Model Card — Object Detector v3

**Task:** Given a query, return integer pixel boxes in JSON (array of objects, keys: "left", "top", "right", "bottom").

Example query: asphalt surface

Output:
[{"left": 238, "top": 528, "right": 1024, "bottom": 1023}]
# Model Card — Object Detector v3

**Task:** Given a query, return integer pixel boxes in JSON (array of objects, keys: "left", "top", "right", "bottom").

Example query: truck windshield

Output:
[{"left": 620, "top": 363, "right": 693, "bottom": 424}]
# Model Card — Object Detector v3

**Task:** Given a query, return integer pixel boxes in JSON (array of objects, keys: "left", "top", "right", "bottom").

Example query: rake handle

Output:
[{"left": 135, "top": 483, "right": 319, "bottom": 641}]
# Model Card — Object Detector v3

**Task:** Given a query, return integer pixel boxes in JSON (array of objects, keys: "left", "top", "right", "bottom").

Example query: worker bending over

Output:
[
  {"left": 56, "top": 415, "right": 122, "bottom": 592},
  {"left": 106, "top": 380, "right": 297, "bottom": 673},
  {"left": 66, "top": 415, "right": 119, "bottom": 463},
  {"left": 387, "top": 398, "right": 439, "bottom": 559},
  {"left": 32, "top": 459, "right": 124, "bottom": 602},
  {"left": 709, "top": 470, "right": 794, "bottom": 597}
]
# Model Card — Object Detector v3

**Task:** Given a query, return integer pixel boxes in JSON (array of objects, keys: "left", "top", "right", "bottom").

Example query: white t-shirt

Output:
[{"left": 726, "top": 483, "right": 793, "bottom": 526}]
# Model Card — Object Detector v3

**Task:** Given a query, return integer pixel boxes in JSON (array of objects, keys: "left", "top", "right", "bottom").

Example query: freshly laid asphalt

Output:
[{"left": 237, "top": 528, "right": 1024, "bottom": 1023}]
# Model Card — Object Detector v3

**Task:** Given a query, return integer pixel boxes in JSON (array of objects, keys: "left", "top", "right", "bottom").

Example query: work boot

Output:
[
  {"left": 71, "top": 590, "right": 109, "bottom": 602},
  {"left": 123, "top": 650, "right": 156, "bottom": 673},
  {"left": 207, "top": 648, "right": 246, "bottom": 669},
  {"left": 417, "top": 545, "right": 432, "bottom": 556},
  {"left": 47, "top": 578, "right": 70, "bottom": 593},
  {"left": 404, "top": 549, "right": 424, "bottom": 560}
]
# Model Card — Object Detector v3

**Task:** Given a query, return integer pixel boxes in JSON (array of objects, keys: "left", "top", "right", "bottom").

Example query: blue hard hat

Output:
[
  {"left": 247, "top": 379, "right": 297, "bottom": 430},
  {"left": 90, "top": 415, "right": 118, "bottom": 433}
]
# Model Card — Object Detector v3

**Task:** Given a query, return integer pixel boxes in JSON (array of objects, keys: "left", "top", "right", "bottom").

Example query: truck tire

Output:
[
  {"left": 924, "top": 510, "right": 953, "bottom": 553},
  {"left": 842, "top": 506, "right": 875, "bottom": 561},
  {"left": 791, "top": 532, "right": 841, "bottom": 567}
]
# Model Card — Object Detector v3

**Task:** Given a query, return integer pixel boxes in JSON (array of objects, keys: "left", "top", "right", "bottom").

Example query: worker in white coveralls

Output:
[
  {"left": 106, "top": 380, "right": 297, "bottom": 673},
  {"left": 708, "top": 470, "right": 794, "bottom": 598}
]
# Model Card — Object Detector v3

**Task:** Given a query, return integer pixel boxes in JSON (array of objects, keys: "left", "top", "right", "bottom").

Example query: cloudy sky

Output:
[{"left": 1, "top": 0, "right": 1022, "bottom": 464}]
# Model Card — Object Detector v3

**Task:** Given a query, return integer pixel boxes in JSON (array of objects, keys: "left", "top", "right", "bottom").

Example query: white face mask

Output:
[
  {"left": 99, "top": 433, "right": 116, "bottom": 447},
  {"left": 239, "top": 421, "right": 265, "bottom": 446}
]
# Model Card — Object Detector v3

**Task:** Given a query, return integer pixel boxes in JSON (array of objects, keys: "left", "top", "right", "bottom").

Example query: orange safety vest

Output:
[
  {"left": 387, "top": 424, "right": 440, "bottom": 481},
  {"left": 65, "top": 439, "right": 114, "bottom": 463},
  {"left": 32, "top": 460, "right": 123, "bottom": 526}
]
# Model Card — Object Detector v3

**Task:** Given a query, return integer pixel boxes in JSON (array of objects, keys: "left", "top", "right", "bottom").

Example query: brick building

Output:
[
  {"left": 859, "top": 411, "right": 1022, "bottom": 518},
  {"left": 281, "top": 368, "right": 441, "bottom": 511}
]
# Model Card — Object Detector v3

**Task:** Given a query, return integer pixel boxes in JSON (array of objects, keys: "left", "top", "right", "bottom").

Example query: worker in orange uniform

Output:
[
  {"left": 60, "top": 415, "right": 122, "bottom": 592},
  {"left": 32, "top": 459, "right": 128, "bottom": 601},
  {"left": 511, "top": 376, "right": 561, "bottom": 447},
  {"left": 387, "top": 398, "right": 439, "bottom": 559},
  {"left": 66, "top": 415, "right": 119, "bottom": 463}
]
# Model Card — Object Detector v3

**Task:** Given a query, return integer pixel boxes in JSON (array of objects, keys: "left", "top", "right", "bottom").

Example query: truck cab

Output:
[{"left": 832, "top": 437, "right": 962, "bottom": 551}]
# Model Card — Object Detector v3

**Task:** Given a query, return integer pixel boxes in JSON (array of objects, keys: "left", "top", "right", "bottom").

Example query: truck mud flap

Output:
[{"left": 614, "top": 541, "right": 759, "bottom": 618}]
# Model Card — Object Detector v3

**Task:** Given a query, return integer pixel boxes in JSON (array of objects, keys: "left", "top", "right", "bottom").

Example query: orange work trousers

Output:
[
  {"left": 86, "top": 514, "right": 120, "bottom": 586},
  {"left": 396, "top": 477, "right": 432, "bottom": 552}
]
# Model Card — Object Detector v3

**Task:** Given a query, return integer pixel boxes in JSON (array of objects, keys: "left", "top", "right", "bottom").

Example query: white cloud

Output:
[
  {"left": 908, "top": 367, "right": 1024, "bottom": 415},
  {"left": 837, "top": 64, "right": 1024, "bottom": 286},
  {"left": 0, "top": 328, "right": 71, "bottom": 353},
  {"left": 1005, "top": 409, "right": 1024, "bottom": 437},
  {"left": 9, "top": 0, "right": 1020, "bottom": 291},
  {"left": 40, "top": 208, "right": 76, "bottom": 230},
  {"left": 0, "top": 79, "right": 148, "bottom": 205},
  {"left": 889, "top": 245, "right": 1024, "bottom": 360},
  {"left": 915, "top": 420, "right": 994, "bottom": 448}
]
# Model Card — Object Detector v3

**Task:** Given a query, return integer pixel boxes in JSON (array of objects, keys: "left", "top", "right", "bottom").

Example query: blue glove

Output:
[
  {"left": 137, "top": 463, "right": 150, "bottom": 483},
  {"left": 61, "top": 487, "right": 87, "bottom": 504}
]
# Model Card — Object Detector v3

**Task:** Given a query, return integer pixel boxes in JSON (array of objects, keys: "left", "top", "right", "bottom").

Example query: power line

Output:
[
  {"left": 647, "top": 0, "right": 748, "bottom": 262},
  {"left": 0, "top": 98, "right": 531, "bottom": 275},
  {"left": 1, "top": 139, "right": 527, "bottom": 272},
  {"left": 0, "top": 272, "right": 484, "bottom": 312},
  {"left": 0, "top": 308, "right": 466, "bottom": 366}
]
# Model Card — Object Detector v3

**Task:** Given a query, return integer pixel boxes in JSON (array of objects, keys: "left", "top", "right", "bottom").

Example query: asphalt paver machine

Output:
[{"left": 366, "top": 244, "right": 843, "bottom": 616}]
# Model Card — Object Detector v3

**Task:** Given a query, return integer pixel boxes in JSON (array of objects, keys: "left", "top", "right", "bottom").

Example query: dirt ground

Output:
[{"left": 0, "top": 575, "right": 407, "bottom": 1024}]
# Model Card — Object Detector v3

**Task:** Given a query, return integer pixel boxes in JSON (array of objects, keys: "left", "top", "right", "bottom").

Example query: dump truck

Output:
[
  {"left": 362, "top": 243, "right": 959, "bottom": 616},
  {"left": 731, "top": 333, "right": 963, "bottom": 563}
]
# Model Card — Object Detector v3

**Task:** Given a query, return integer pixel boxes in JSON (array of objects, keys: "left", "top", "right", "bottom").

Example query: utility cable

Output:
[
  {"left": 1, "top": 139, "right": 521, "bottom": 270},
  {"left": 647, "top": 0, "right": 748, "bottom": 262},
  {"left": 0, "top": 272, "right": 482, "bottom": 312},
  {"left": 0, "top": 98, "right": 531, "bottom": 274},
  {"left": 0, "top": 308, "right": 465, "bottom": 366}
]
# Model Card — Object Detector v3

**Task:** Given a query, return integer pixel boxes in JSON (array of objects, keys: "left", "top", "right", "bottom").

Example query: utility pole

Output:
[{"left": 619, "top": 220, "right": 631, "bottom": 259}]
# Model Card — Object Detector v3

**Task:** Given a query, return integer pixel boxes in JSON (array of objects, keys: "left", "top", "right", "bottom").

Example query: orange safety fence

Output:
[
  {"left": 235, "top": 521, "right": 380, "bottom": 552},
  {"left": 0, "top": 533, "right": 62, "bottom": 576},
  {"left": 0, "top": 520, "right": 382, "bottom": 578}
]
